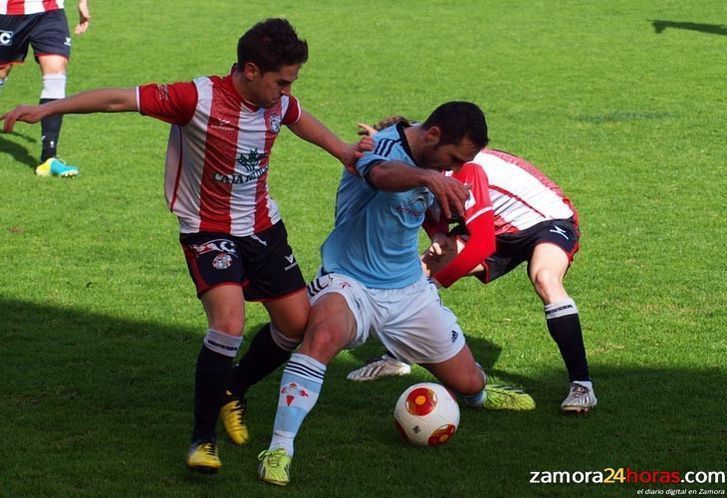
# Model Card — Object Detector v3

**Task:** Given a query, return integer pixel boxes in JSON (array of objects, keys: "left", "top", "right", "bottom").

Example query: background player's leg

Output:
[
  {"left": 37, "top": 56, "right": 67, "bottom": 160},
  {"left": 0, "top": 64, "right": 13, "bottom": 93},
  {"left": 529, "top": 243, "right": 595, "bottom": 412}
]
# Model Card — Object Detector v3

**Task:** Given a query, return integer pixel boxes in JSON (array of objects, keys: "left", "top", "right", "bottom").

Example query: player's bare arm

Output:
[
  {"left": 367, "top": 162, "right": 468, "bottom": 220},
  {"left": 75, "top": 0, "right": 91, "bottom": 35},
  {"left": 1, "top": 88, "right": 137, "bottom": 133},
  {"left": 288, "top": 110, "right": 372, "bottom": 173}
]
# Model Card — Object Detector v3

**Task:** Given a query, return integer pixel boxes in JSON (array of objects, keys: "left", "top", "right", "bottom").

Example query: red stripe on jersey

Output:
[
  {"left": 7, "top": 1, "right": 25, "bottom": 14},
  {"left": 43, "top": 0, "right": 59, "bottom": 11},
  {"left": 197, "top": 80, "right": 240, "bottom": 233}
]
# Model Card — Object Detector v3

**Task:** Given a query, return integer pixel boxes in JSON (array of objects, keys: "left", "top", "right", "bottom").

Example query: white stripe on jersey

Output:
[
  {"left": 1, "top": 0, "right": 64, "bottom": 15},
  {"left": 472, "top": 150, "right": 574, "bottom": 233}
]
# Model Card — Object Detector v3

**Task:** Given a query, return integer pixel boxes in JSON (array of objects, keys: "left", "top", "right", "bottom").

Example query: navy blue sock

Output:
[
  {"left": 39, "top": 98, "right": 63, "bottom": 162},
  {"left": 545, "top": 298, "right": 590, "bottom": 382}
]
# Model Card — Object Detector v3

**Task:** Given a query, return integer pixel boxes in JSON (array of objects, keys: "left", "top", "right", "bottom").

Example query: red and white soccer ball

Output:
[{"left": 394, "top": 382, "right": 460, "bottom": 447}]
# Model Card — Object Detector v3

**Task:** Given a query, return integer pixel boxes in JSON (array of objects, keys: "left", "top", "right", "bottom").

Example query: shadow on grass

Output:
[
  {"left": 0, "top": 132, "right": 38, "bottom": 170},
  {"left": 650, "top": 20, "right": 727, "bottom": 36},
  {"left": 1, "top": 297, "right": 725, "bottom": 496}
]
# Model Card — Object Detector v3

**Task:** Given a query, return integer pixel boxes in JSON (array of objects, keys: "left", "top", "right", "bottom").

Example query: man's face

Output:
[
  {"left": 421, "top": 135, "right": 480, "bottom": 172},
  {"left": 246, "top": 63, "right": 300, "bottom": 108}
]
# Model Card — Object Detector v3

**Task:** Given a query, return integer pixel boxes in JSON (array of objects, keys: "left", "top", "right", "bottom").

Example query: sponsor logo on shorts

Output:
[
  {"left": 549, "top": 225, "right": 569, "bottom": 240},
  {"left": 451, "top": 330, "right": 459, "bottom": 343},
  {"left": 64, "top": 37, "right": 72, "bottom": 47},
  {"left": 0, "top": 31, "right": 14, "bottom": 46},
  {"left": 212, "top": 253, "right": 233, "bottom": 270},
  {"left": 284, "top": 253, "right": 298, "bottom": 271},
  {"left": 189, "top": 239, "right": 237, "bottom": 256}
]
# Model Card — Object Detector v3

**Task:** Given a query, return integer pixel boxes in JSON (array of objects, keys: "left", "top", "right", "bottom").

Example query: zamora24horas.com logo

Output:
[{"left": 529, "top": 467, "right": 725, "bottom": 487}]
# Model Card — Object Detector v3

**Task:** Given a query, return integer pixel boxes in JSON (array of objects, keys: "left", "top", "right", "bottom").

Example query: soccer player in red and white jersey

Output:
[
  {"left": 349, "top": 118, "right": 596, "bottom": 414},
  {"left": 0, "top": 0, "right": 90, "bottom": 176},
  {"left": 2, "top": 18, "right": 372, "bottom": 473}
]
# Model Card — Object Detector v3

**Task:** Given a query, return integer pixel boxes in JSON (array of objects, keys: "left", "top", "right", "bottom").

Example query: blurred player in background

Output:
[
  {"left": 349, "top": 116, "right": 597, "bottom": 414},
  {"left": 1, "top": 18, "right": 372, "bottom": 473},
  {"left": 0, "top": 0, "right": 91, "bottom": 176}
]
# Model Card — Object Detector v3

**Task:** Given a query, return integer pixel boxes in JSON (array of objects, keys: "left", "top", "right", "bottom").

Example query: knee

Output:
[
  {"left": 208, "top": 313, "right": 244, "bottom": 337},
  {"left": 302, "top": 324, "right": 345, "bottom": 363},
  {"left": 532, "top": 268, "right": 566, "bottom": 303}
]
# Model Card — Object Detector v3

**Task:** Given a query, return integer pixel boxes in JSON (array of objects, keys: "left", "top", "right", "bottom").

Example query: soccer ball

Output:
[{"left": 393, "top": 382, "right": 460, "bottom": 447}]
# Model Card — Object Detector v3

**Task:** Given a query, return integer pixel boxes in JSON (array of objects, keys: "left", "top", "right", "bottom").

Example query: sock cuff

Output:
[
  {"left": 285, "top": 353, "right": 326, "bottom": 381},
  {"left": 203, "top": 328, "right": 243, "bottom": 358},
  {"left": 270, "top": 322, "right": 300, "bottom": 352},
  {"left": 544, "top": 298, "right": 578, "bottom": 319},
  {"left": 41, "top": 73, "right": 66, "bottom": 99}
]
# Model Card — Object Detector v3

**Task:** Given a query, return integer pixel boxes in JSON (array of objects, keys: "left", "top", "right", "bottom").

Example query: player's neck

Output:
[
  {"left": 404, "top": 125, "right": 428, "bottom": 165},
  {"left": 231, "top": 71, "right": 257, "bottom": 108}
]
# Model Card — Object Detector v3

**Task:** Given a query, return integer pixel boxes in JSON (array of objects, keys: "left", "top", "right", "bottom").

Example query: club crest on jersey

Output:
[
  {"left": 190, "top": 239, "right": 237, "bottom": 256},
  {"left": 269, "top": 113, "right": 282, "bottom": 133},
  {"left": 212, "top": 253, "right": 233, "bottom": 270},
  {"left": 280, "top": 382, "right": 309, "bottom": 406}
]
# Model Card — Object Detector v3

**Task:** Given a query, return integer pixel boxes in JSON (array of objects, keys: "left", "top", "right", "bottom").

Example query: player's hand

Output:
[
  {"left": 356, "top": 123, "right": 378, "bottom": 137},
  {"left": 75, "top": 0, "right": 91, "bottom": 35},
  {"left": 423, "top": 171, "right": 469, "bottom": 220},
  {"left": 342, "top": 135, "right": 374, "bottom": 175},
  {"left": 427, "top": 233, "right": 455, "bottom": 260},
  {"left": 1, "top": 105, "right": 46, "bottom": 133}
]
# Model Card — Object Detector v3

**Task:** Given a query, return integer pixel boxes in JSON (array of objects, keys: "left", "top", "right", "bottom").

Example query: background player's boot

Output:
[
  {"left": 220, "top": 391, "right": 249, "bottom": 445},
  {"left": 346, "top": 354, "right": 411, "bottom": 381},
  {"left": 186, "top": 439, "right": 221, "bottom": 474},
  {"left": 561, "top": 382, "right": 597, "bottom": 414},
  {"left": 257, "top": 448, "right": 291, "bottom": 486},
  {"left": 484, "top": 385, "right": 536, "bottom": 411},
  {"left": 35, "top": 158, "right": 79, "bottom": 178}
]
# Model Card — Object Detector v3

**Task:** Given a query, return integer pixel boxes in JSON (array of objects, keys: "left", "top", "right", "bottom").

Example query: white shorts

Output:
[{"left": 307, "top": 271, "right": 466, "bottom": 365}]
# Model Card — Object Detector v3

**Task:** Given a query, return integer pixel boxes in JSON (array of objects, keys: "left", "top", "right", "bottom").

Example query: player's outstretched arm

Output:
[
  {"left": 288, "top": 110, "right": 372, "bottom": 173},
  {"left": 75, "top": 0, "right": 91, "bottom": 35},
  {"left": 1, "top": 88, "right": 137, "bottom": 133},
  {"left": 368, "top": 163, "right": 468, "bottom": 220}
]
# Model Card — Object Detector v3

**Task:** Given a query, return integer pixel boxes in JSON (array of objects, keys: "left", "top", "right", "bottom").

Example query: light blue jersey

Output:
[{"left": 321, "top": 124, "right": 434, "bottom": 288}]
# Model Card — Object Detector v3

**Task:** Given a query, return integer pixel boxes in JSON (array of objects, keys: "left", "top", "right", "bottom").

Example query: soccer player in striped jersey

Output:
[
  {"left": 1, "top": 18, "right": 372, "bottom": 473},
  {"left": 0, "top": 0, "right": 91, "bottom": 176},
  {"left": 348, "top": 117, "right": 597, "bottom": 414},
  {"left": 256, "top": 103, "right": 535, "bottom": 487}
]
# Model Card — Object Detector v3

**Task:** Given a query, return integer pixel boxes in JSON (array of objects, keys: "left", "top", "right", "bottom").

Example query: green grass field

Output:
[{"left": 1, "top": 1, "right": 725, "bottom": 496}]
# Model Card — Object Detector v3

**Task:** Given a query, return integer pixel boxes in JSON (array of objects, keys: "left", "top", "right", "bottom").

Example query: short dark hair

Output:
[
  {"left": 422, "top": 102, "right": 489, "bottom": 149},
  {"left": 237, "top": 18, "right": 309, "bottom": 73}
]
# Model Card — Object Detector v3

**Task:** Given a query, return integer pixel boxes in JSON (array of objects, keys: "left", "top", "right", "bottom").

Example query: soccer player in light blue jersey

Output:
[{"left": 256, "top": 102, "right": 536, "bottom": 487}]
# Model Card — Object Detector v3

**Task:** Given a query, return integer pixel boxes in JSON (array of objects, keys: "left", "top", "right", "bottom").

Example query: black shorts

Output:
[
  {"left": 0, "top": 10, "right": 71, "bottom": 67},
  {"left": 180, "top": 221, "right": 306, "bottom": 301},
  {"left": 473, "top": 218, "right": 580, "bottom": 283}
]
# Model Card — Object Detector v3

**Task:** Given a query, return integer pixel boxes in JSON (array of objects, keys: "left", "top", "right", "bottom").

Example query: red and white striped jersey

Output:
[
  {"left": 469, "top": 149, "right": 577, "bottom": 234},
  {"left": 0, "top": 0, "right": 64, "bottom": 15},
  {"left": 137, "top": 72, "right": 301, "bottom": 236}
]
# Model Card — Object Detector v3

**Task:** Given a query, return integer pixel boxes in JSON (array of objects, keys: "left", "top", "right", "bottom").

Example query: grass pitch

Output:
[{"left": 1, "top": 1, "right": 725, "bottom": 496}]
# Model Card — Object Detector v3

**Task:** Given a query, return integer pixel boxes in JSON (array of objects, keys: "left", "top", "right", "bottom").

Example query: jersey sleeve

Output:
[
  {"left": 457, "top": 162, "right": 493, "bottom": 225},
  {"left": 137, "top": 81, "right": 198, "bottom": 126},
  {"left": 282, "top": 95, "right": 301, "bottom": 125},
  {"left": 431, "top": 163, "right": 495, "bottom": 288},
  {"left": 432, "top": 211, "right": 495, "bottom": 288}
]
